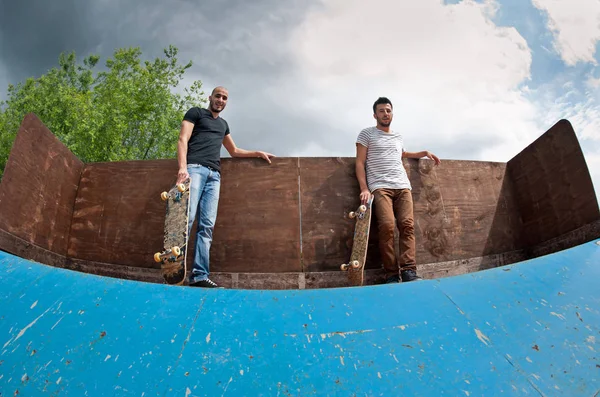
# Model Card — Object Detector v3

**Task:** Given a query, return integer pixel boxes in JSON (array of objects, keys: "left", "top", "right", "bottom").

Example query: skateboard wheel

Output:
[
  {"left": 340, "top": 264, "right": 349, "bottom": 271},
  {"left": 161, "top": 192, "right": 169, "bottom": 201},
  {"left": 154, "top": 252, "right": 162, "bottom": 263},
  {"left": 349, "top": 212, "right": 356, "bottom": 219},
  {"left": 351, "top": 260, "right": 360, "bottom": 269},
  {"left": 177, "top": 184, "right": 186, "bottom": 192},
  {"left": 172, "top": 246, "right": 181, "bottom": 256},
  {"left": 359, "top": 205, "right": 367, "bottom": 213}
]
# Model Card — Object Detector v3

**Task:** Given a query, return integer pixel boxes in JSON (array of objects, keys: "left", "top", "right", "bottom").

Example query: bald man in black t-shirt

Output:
[{"left": 177, "top": 86, "right": 274, "bottom": 288}]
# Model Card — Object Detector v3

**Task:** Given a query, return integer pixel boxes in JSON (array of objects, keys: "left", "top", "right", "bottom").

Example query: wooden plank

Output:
[
  {"left": 507, "top": 119, "right": 600, "bottom": 247},
  {"left": 68, "top": 159, "right": 177, "bottom": 268},
  {"left": 0, "top": 228, "right": 67, "bottom": 269},
  {"left": 299, "top": 157, "right": 381, "bottom": 272},
  {"left": 68, "top": 158, "right": 302, "bottom": 273},
  {"left": 300, "top": 157, "right": 522, "bottom": 272},
  {"left": 410, "top": 159, "right": 524, "bottom": 264},
  {"left": 211, "top": 158, "right": 301, "bottom": 272},
  {"left": 0, "top": 113, "right": 83, "bottom": 255}
]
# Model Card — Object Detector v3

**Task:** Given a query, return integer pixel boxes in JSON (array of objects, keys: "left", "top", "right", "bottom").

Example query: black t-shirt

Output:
[{"left": 183, "top": 107, "right": 230, "bottom": 171}]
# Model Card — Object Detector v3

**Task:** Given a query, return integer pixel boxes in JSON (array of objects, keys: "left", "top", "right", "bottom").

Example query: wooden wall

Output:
[
  {"left": 67, "top": 159, "right": 176, "bottom": 267},
  {"left": 507, "top": 119, "right": 600, "bottom": 248},
  {"left": 0, "top": 114, "right": 598, "bottom": 282},
  {"left": 0, "top": 114, "right": 83, "bottom": 258},
  {"left": 66, "top": 155, "right": 523, "bottom": 274}
]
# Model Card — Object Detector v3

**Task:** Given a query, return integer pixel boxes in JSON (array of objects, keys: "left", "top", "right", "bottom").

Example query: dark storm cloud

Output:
[
  {"left": 0, "top": 0, "right": 99, "bottom": 87},
  {"left": 0, "top": 0, "right": 327, "bottom": 157},
  {"left": 0, "top": 0, "right": 313, "bottom": 85},
  {"left": 0, "top": 0, "right": 513, "bottom": 162}
]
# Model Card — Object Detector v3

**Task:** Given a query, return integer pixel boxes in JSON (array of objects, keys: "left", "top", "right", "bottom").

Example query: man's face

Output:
[
  {"left": 209, "top": 88, "right": 229, "bottom": 113},
  {"left": 374, "top": 104, "right": 393, "bottom": 127}
]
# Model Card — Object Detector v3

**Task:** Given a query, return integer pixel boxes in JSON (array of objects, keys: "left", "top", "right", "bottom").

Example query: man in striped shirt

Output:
[{"left": 356, "top": 97, "right": 440, "bottom": 283}]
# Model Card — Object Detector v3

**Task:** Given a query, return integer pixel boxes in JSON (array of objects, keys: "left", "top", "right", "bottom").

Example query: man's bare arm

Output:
[
  {"left": 402, "top": 150, "right": 441, "bottom": 165},
  {"left": 356, "top": 143, "right": 371, "bottom": 205},
  {"left": 176, "top": 121, "right": 194, "bottom": 184},
  {"left": 222, "top": 135, "right": 275, "bottom": 163}
]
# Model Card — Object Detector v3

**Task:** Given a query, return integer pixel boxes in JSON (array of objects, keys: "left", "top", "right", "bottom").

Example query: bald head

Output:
[
  {"left": 211, "top": 86, "right": 228, "bottom": 96},
  {"left": 208, "top": 86, "right": 229, "bottom": 115}
]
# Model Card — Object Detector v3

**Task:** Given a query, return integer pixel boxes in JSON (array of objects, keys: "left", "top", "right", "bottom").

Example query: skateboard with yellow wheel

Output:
[
  {"left": 154, "top": 178, "right": 191, "bottom": 285},
  {"left": 341, "top": 196, "right": 374, "bottom": 286}
]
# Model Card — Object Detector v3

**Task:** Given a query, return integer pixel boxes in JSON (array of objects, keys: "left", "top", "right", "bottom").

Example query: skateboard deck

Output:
[
  {"left": 341, "top": 196, "right": 374, "bottom": 286},
  {"left": 154, "top": 178, "right": 191, "bottom": 285}
]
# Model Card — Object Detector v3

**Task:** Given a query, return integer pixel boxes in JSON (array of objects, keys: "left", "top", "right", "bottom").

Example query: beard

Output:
[
  {"left": 378, "top": 120, "right": 391, "bottom": 127},
  {"left": 209, "top": 102, "right": 223, "bottom": 113}
]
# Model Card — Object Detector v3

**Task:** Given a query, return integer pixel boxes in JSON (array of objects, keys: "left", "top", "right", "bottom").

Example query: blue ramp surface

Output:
[{"left": 1, "top": 241, "right": 599, "bottom": 396}]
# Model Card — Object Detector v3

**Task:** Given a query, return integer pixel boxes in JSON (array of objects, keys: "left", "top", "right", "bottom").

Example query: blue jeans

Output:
[{"left": 187, "top": 164, "right": 221, "bottom": 283}]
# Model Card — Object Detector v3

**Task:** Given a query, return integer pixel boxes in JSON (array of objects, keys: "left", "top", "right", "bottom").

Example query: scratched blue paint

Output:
[{"left": 1, "top": 241, "right": 599, "bottom": 396}]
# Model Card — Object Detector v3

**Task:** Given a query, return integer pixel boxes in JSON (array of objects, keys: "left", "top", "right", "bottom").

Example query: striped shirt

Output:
[{"left": 356, "top": 127, "right": 412, "bottom": 192}]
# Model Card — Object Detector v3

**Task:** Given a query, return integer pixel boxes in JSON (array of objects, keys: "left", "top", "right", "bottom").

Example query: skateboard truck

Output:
[
  {"left": 154, "top": 246, "right": 182, "bottom": 264},
  {"left": 161, "top": 183, "right": 187, "bottom": 202},
  {"left": 340, "top": 260, "right": 361, "bottom": 271},
  {"left": 348, "top": 205, "right": 368, "bottom": 220}
]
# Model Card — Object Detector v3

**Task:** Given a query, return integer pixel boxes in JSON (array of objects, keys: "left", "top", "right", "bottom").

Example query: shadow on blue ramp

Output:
[{"left": 1, "top": 240, "right": 599, "bottom": 396}]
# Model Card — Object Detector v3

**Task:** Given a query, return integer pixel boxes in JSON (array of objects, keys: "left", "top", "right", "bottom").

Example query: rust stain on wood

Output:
[{"left": 0, "top": 113, "right": 83, "bottom": 255}]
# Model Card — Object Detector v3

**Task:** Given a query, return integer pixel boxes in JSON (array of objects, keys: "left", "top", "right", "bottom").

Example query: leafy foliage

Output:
[{"left": 0, "top": 45, "right": 206, "bottom": 179}]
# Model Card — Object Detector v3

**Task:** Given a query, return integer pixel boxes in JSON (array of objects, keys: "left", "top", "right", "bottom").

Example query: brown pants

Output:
[{"left": 372, "top": 188, "right": 416, "bottom": 278}]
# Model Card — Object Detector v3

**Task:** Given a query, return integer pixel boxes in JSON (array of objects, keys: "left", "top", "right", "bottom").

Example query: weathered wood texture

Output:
[
  {"left": 301, "top": 157, "right": 523, "bottom": 272},
  {"left": 0, "top": 113, "right": 83, "bottom": 256},
  {"left": 210, "top": 158, "right": 301, "bottom": 272},
  {"left": 68, "top": 159, "right": 177, "bottom": 268},
  {"left": 1, "top": 114, "right": 598, "bottom": 288},
  {"left": 507, "top": 119, "right": 600, "bottom": 248},
  {"left": 0, "top": 228, "right": 67, "bottom": 269},
  {"left": 66, "top": 157, "right": 301, "bottom": 272},
  {"left": 299, "top": 158, "right": 381, "bottom": 272},
  {"left": 407, "top": 159, "right": 525, "bottom": 263},
  {"left": 529, "top": 219, "right": 600, "bottom": 259}
]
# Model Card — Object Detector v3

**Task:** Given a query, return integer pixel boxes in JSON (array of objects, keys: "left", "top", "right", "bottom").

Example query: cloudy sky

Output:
[{"left": 1, "top": 0, "right": 599, "bottom": 195}]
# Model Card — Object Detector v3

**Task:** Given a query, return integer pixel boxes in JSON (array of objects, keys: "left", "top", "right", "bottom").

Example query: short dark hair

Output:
[{"left": 373, "top": 97, "right": 393, "bottom": 114}]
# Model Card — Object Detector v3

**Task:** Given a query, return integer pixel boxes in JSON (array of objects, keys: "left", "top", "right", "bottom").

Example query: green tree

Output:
[{"left": 0, "top": 45, "right": 206, "bottom": 179}]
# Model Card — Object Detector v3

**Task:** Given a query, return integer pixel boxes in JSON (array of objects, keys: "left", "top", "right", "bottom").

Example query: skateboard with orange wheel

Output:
[
  {"left": 341, "top": 196, "right": 374, "bottom": 286},
  {"left": 154, "top": 178, "right": 191, "bottom": 285}
]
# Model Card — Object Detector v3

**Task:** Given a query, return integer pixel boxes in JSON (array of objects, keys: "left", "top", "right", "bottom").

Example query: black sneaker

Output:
[
  {"left": 189, "top": 278, "right": 221, "bottom": 288},
  {"left": 401, "top": 269, "right": 422, "bottom": 282},
  {"left": 385, "top": 275, "right": 400, "bottom": 284}
]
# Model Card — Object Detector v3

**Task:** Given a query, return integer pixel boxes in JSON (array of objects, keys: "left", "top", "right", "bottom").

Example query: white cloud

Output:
[
  {"left": 271, "top": 0, "right": 600, "bottom": 195},
  {"left": 278, "top": 0, "right": 538, "bottom": 162},
  {"left": 529, "top": 65, "right": 600, "bottom": 193},
  {"left": 588, "top": 75, "right": 600, "bottom": 88},
  {"left": 532, "top": 0, "right": 600, "bottom": 66},
  {"left": 536, "top": 91, "right": 600, "bottom": 192}
]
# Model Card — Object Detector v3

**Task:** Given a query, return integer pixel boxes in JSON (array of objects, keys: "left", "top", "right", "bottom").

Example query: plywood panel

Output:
[
  {"left": 69, "top": 158, "right": 301, "bottom": 273},
  {"left": 408, "top": 159, "right": 524, "bottom": 264},
  {"left": 0, "top": 113, "right": 83, "bottom": 255},
  {"left": 211, "top": 158, "right": 301, "bottom": 272},
  {"left": 300, "top": 157, "right": 522, "bottom": 272},
  {"left": 507, "top": 119, "right": 600, "bottom": 247},
  {"left": 68, "top": 159, "right": 176, "bottom": 267},
  {"left": 299, "top": 157, "right": 381, "bottom": 272}
]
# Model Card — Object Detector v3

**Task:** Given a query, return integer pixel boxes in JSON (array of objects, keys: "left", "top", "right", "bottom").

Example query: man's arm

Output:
[
  {"left": 356, "top": 143, "right": 371, "bottom": 205},
  {"left": 176, "top": 120, "right": 194, "bottom": 184},
  {"left": 222, "top": 135, "right": 275, "bottom": 163},
  {"left": 402, "top": 150, "right": 441, "bottom": 165}
]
